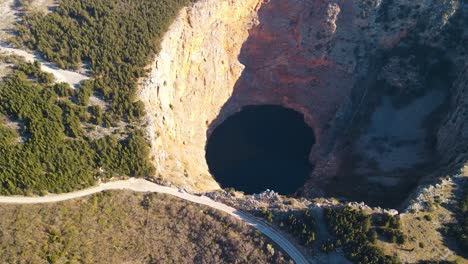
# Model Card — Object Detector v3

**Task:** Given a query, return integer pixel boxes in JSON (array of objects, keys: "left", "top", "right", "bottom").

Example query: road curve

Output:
[{"left": 0, "top": 178, "right": 310, "bottom": 264}]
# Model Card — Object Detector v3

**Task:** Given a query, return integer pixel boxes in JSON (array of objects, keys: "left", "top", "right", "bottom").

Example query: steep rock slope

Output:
[
  {"left": 139, "top": 0, "right": 467, "bottom": 206},
  {"left": 139, "top": 0, "right": 263, "bottom": 190}
]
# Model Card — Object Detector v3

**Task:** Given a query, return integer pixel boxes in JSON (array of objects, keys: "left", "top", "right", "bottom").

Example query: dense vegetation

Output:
[
  {"left": 0, "top": 59, "right": 153, "bottom": 194},
  {"left": 0, "top": 0, "right": 195, "bottom": 194},
  {"left": 13, "top": 0, "right": 191, "bottom": 121},
  {"left": 374, "top": 213, "right": 406, "bottom": 245},
  {"left": 257, "top": 207, "right": 316, "bottom": 247},
  {"left": 0, "top": 191, "right": 292, "bottom": 263},
  {"left": 323, "top": 206, "right": 400, "bottom": 264},
  {"left": 278, "top": 210, "right": 316, "bottom": 246}
]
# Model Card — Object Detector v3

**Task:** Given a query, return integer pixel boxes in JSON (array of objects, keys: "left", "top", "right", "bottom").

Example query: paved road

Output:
[{"left": 0, "top": 178, "right": 310, "bottom": 264}]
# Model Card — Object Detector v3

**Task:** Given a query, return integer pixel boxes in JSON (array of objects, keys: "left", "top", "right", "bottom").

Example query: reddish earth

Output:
[
  {"left": 207, "top": 0, "right": 466, "bottom": 208},
  {"left": 209, "top": 0, "right": 354, "bottom": 187}
]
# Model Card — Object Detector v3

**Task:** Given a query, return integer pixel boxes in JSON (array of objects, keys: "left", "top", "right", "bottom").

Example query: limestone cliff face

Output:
[
  {"left": 139, "top": 0, "right": 356, "bottom": 191},
  {"left": 139, "top": 0, "right": 467, "bottom": 200},
  {"left": 139, "top": 0, "right": 263, "bottom": 191}
]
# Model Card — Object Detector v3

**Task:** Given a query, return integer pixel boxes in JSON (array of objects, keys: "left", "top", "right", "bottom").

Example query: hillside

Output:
[
  {"left": 0, "top": 190, "right": 291, "bottom": 263},
  {"left": 0, "top": 0, "right": 466, "bottom": 263},
  {"left": 0, "top": 0, "right": 191, "bottom": 194}
]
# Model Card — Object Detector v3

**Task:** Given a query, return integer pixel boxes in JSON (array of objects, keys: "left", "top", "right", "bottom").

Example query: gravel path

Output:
[{"left": 0, "top": 45, "right": 89, "bottom": 87}]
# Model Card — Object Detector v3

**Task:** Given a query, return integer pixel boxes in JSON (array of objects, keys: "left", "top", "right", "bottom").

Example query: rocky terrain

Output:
[
  {"left": 0, "top": 0, "right": 466, "bottom": 262},
  {"left": 139, "top": 0, "right": 263, "bottom": 191},
  {"left": 204, "top": 164, "right": 467, "bottom": 263},
  {"left": 139, "top": 0, "right": 467, "bottom": 208}
]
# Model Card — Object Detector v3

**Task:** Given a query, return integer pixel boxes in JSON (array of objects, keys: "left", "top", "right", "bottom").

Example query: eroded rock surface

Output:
[
  {"left": 139, "top": 0, "right": 467, "bottom": 206},
  {"left": 139, "top": 0, "right": 263, "bottom": 190}
]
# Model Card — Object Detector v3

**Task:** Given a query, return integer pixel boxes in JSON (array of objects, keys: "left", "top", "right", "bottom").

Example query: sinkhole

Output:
[{"left": 205, "top": 105, "right": 315, "bottom": 194}]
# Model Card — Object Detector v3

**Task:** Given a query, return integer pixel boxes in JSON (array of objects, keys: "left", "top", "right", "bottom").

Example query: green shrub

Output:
[
  {"left": 0, "top": 60, "right": 153, "bottom": 194},
  {"left": 89, "top": 105, "right": 103, "bottom": 125},
  {"left": 0, "top": 0, "right": 193, "bottom": 194},
  {"left": 324, "top": 207, "right": 399, "bottom": 264},
  {"left": 16, "top": 0, "right": 191, "bottom": 120},
  {"left": 75, "top": 81, "right": 93, "bottom": 106},
  {"left": 0, "top": 125, "right": 18, "bottom": 146},
  {"left": 376, "top": 213, "right": 401, "bottom": 229},
  {"left": 257, "top": 207, "right": 274, "bottom": 223},
  {"left": 281, "top": 210, "right": 316, "bottom": 246},
  {"left": 53, "top": 82, "right": 73, "bottom": 97}
]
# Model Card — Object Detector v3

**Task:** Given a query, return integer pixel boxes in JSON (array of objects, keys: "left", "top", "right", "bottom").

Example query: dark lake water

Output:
[{"left": 205, "top": 105, "right": 315, "bottom": 194}]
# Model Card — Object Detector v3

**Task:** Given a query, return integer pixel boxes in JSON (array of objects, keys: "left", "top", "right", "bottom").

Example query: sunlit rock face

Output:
[
  {"left": 139, "top": 0, "right": 467, "bottom": 206},
  {"left": 139, "top": 0, "right": 354, "bottom": 192},
  {"left": 139, "top": 0, "right": 264, "bottom": 191}
]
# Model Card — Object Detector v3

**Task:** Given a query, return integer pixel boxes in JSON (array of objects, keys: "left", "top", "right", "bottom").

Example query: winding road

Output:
[
  {"left": 0, "top": 178, "right": 310, "bottom": 264},
  {"left": 0, "top": 40, "right": 311, "bottom": 263}
]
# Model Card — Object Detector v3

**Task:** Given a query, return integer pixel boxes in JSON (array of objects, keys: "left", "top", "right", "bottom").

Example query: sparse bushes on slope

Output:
[
  {"left": 257, "top": 207, "right": 316, "bottom": 247},
  {"left": 443, "top": 184, "right": 468, "bottom": 254}
]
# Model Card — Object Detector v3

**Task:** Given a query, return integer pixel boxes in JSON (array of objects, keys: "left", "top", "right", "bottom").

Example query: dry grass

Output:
[
  {"left": 0, "top": 0, "right": 16, "bottom": 42},
  {"left": 0, "top": 0, "right": 15, "bottom": 78},
  {"left": 377, "top": 211, "right": 459, "bottom": 263},
  {"left": 375, "top": 173, "right": 467, "bottom": 263},
  {"left": 26, "top": 0, "right": 58, "bottom": 13},
  {"left": 0, "top": 0, "right": 58, "bottom": 43},
  {"left": 0, "top": 62, "right": 11, "bottom": 78},
  {"left": 0, "top": 191, "right": 292, "bottom": 264}
]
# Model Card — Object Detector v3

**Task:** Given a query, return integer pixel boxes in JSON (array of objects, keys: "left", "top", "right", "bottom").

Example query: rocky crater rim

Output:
[
  {"left": 139, "top": 0, "right": 467, "bottom": 209},
  {"left": 139, "top": 0, "right": 347, "bottom": 193},
  {"left": 139, "top": 0, "right": 265, "bottom": 191}
]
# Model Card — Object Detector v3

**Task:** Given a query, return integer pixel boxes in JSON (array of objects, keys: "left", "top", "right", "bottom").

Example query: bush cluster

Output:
[
  {"left": 279, "top": 210, "right": 316, "bottom": 246},
  {"left": 256, "top": 207, "right": 316, "bottom": 247},
  {"left": 375, "top": 213, "right": 406, "bottom": 244},
  {"left": 14, "top": 0, "right": 191, "bottom": 121},
  {"left": 323, "top": 206, "right": 399, "bottom": 264},
  {"left": 0, "top": 61, "right": 153, "bottom": 195},
  {"left": 0, "top": 67, "right": 94, "bottom": 194},
  {"left": 0, "top": 0, "right": 192, "bottom": 194}
]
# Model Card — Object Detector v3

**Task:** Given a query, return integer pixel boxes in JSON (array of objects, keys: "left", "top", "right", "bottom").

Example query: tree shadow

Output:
[{"left": 436, "top": 176, "right": 467, "bottom": 259}]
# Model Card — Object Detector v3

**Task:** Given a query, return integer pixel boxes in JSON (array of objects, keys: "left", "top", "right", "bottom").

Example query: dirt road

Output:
[
  {"left": 0, "top": 178, "right": 310, "bottom": 264},
  {"left": 0, "top": 45, "right": 89, "bottom": 87}
]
